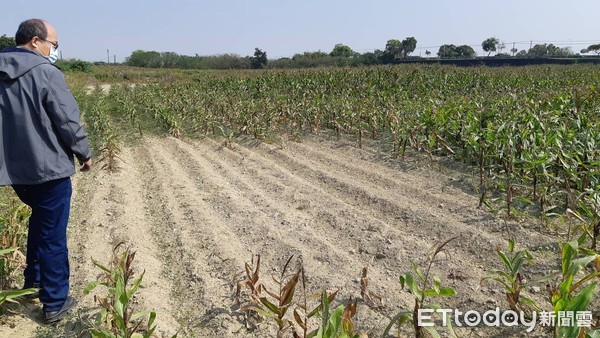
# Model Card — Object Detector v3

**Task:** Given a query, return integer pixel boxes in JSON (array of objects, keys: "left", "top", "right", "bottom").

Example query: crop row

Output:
[{"left": 94, "top": 65, "right": 599, "bottom": 238}]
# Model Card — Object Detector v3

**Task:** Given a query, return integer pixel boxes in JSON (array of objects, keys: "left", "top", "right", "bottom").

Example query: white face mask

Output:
[{"left": 47, "top": 46, "right": 59, "bottom": 64}]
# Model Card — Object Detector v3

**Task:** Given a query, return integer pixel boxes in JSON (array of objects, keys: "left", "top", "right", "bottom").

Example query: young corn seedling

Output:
[
  {"left": 541, "top": 236, "right": 600, "bottom": 338},
  {"left": 306, "top": 291, "right": 361, "bottom": 338},
  {"left": 572, "top": 190, "right": 600, "bottom": 251},
  {"left": 292, "top": 281, "right": 338, "bottom": 338},
  {"left": 238, "top": 255, "right": 301, "bottom": 338},
  {"left": 385, "top": 237, "right": 458, "bottom": 338},
  {"left": 84, "top": 242, "right": 163, "bottom": 338},
  {"left": 235, "top": 255, "right": 265, "bottom": 329},
  {"left": 481, "top": 239, "right": 537, "bottom": 314}
]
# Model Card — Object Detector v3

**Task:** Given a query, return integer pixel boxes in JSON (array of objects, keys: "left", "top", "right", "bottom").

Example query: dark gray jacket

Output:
[{"left": 0, "top": 47, "right": 91, "bottom": 185}]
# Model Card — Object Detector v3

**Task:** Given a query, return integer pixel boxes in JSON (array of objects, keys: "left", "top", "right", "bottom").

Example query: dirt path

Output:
[{"left": 2, "top": 134, "right": 562, "bottom": 337}]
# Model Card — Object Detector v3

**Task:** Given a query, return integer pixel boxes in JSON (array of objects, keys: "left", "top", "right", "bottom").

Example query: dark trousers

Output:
[{"left": 12, "top": 177, "right": 72, "bottom": 312}]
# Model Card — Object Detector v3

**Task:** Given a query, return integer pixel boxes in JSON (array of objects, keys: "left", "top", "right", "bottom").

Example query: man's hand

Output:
[{"left": 79, "top": 158, "right": 92, "bottom": 172}]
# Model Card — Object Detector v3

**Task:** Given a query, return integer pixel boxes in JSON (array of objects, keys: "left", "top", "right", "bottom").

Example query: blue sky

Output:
[{"left": 2, "top": 0, "right": 599, "bottom": 62}]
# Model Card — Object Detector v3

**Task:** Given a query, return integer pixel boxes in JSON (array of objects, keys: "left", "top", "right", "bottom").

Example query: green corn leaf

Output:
[
  {"left": 433, "top": 276, "right": 441, "bottom": 294},
  {"left": 565, "top": 283, "right": 596, "bottom": 312},
  {"left": 127, "top": 270, "right": 145, "bottom": 299},
  {"left": 400, "top": 273, "right": 423, "bottom": 299},
  {"left": 519, "top": 296, "right": 540, "bottom": 311},
  {"left": 557, "top": 325, "right": 581, "bottom": 338},
  {"left": 84, "top": 280, "right": 100, "bottom": 295},
  {"left": 567, "top": 255, "right": 599, "bottom": 277},
  {"left": 561, "top": 242, "right": 577, "bottom": 275},
  {"left": 425, "top": 287, "right": 457, "bottom": 297},
  {"left": 91, "top": 258, "right": 112, "bottom": 274},
  {"left": 383, "top": 311, "right": 412, "bottom": 337},
  {"left": 497, "top": 251, "right": 512, "bottom": 270},
  {"left": 586, "top": 328, "right": 600, "bottom": 338},
  {"left": 514, "top": 196, "right": 534, "bottom": 204},
  {"left": 321, "top": 292, "right": 330, "bottom": 334},
  {"left": 328, "top": 305, "right": 344, "bottom": 335},
  {"left": 259, "top": 297, "right": 282, "bottom": 316},
  {"left": 0, "top": 248, "right": 17, "bottom": 256},
  {"left": 437, "top": 287, "right": 457, "bottom": 297},
  {"left": 240, "top": 305, "right": 277, "bottom": 319},
  {"left": 532, "top": 271, "right": 562, "bottom": 284},
  {"left": 147, "top": 311, "right": 157, "bottom": 330},
  {"left": 131, "top": 309, "right": 150, "bottom": 322}
]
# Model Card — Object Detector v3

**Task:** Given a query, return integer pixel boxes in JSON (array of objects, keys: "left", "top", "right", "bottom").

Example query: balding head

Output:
[
  {"left": 15, "top": 19, "right": 58, "bottom": 57},
  {"left": 16, "top": 19, "right": 47, "bottom": 45}
]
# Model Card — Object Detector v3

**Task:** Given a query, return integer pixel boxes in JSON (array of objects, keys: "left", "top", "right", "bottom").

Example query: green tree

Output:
[
  {"left": 400, "top": 36, "right": 417, "bottom": 58},
  {"left": 161, "top": 52, "right": 180, "bottom": 68},
  {"left": 356, "top": 52, "right": 380, "bottom": 65},
  {"left": 515, "top": 50, "right": 527, "bottom": 57},
  {"left": 125, "top": 50, "right": 163, "bottom": 68},
  {"left": 0, "top": 35, "right": 16, "bottom": 49},
  {"left": 482, "top": 37, "right": 499, "bottom": 56},
  {"left": 527, "top": 44, "right": 548, "bottom": 57},
  {"left": 583, "top": 43, "right": 600, "bottom": 55},
  {"left": 250, "top": 48, "right": 268, "bottom": 69},
  {"left": 526, "top": 43, "right": 571, "bottom": 58},
  {"left": 290, "top": 51, "right": 332, "bottom": 68},
  {"left": 330, "top": 43, "right": 356, "bottom": 58},
  {"left": 384, "top": 39, "right": 402, "bottom": 60},
  {"left": 455, "top": 45, "right": 476, "bottom": 57},
  {"left": 437, "top": 44, "right": 457, "bottom": 58}
]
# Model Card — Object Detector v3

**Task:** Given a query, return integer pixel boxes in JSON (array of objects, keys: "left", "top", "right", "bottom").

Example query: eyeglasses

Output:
[{"left": 42, "top": 39, "right": 59, "bottom": 49}]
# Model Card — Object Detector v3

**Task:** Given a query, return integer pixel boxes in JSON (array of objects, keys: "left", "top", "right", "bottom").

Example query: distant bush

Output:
[{"left": 56, "top": 59, "right": 93, "bottom": 72}]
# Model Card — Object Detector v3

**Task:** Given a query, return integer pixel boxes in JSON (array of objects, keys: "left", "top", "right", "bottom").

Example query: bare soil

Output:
[{"left": 1, "top": 133, "right": 575, "bottom": 337}]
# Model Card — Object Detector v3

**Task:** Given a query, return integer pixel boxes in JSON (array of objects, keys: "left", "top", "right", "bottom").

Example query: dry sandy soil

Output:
[{"left": 0, "top": 133, "right": 584, "bottom": 337}]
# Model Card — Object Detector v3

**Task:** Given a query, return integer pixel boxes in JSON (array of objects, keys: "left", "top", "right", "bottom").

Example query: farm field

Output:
[
  {"left": 1, "top": 64, "right": 599, "bottom": 337},
  {"left": 5, "top": 134, "right": 562, "bottom": 337}
]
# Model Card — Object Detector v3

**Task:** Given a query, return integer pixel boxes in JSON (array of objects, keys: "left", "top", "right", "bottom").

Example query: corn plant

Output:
[
  {"left": 307, "top": 291, "right": 360, "bottom": 338},
  {"left": 235, "top": 256, "right": 366, "bottom": 338},
  {"left": 385, "top": 237, "right": 458, "bottom": 338},
  {"left": 573, "top": 190, "right": 600, "bottom": 251},
  {"left": 235, "top": 255, "right": 265, "bottom": 329},
  {"left": 0, "top": 188, "right": 30, "bottom": 290},
  {"left": 238, "top": 255, "right": 301, "bottom": 338},
  {"left": 84, "top": 242, "right": 162, "bottom": 338},
  {"left": 481, "top": 239, "right": 537, "bottom": 313},
  {"left": 542, "top": 237, "right": 600, "bottom": 338},
  {"left": 100, "top": 65, "right": 599, "bottom": 234}
]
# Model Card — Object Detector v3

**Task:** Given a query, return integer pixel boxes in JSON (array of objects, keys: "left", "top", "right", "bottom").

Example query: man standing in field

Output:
[{"left": 0, "top": 18, "right": 92, "bottom": 323}]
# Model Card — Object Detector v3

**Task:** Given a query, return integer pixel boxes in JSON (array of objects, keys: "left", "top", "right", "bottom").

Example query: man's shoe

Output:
[
  {"left": 21, "top": 282, "right": 40, "bottom": 300},
  {"left": 44, "top": 296, "right": 77, "bottom": 324}
]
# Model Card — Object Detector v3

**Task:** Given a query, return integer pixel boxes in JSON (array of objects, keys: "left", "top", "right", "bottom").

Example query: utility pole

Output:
[
  {"left": 107, "top": 49, "right": 110, "bottom": 64},
  {"left": 114, "top": 55, "right": 116, "bottom": 64},
  {"left": 512, "top": 42, "right": 515, "bottom": 56}
]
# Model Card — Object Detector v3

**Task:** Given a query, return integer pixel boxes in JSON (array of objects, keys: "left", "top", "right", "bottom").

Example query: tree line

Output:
[
  {"left": 1, "top": 34, "right": 599, "bottom": 70},
  {"left": 121, "top": 37, "right": 600, "bottom": 70}
]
